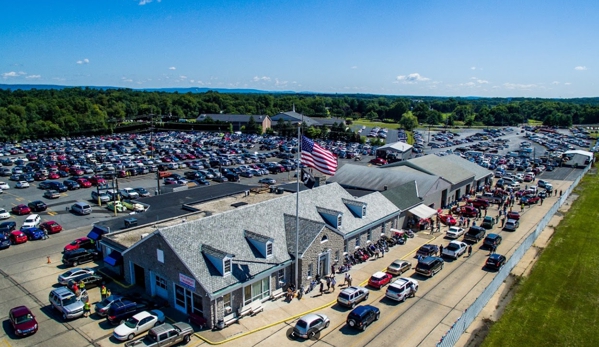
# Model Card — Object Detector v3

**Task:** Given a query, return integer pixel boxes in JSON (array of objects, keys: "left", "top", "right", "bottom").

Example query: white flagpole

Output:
[{"left": 295, "top": 121, "right": 301, "bottom": 290}]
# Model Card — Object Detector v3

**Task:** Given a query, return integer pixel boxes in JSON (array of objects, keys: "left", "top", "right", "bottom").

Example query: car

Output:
[
  {"left": 91, "top": 190, "right": 110, "bottom": 203},
  {"left": 95, "top": 294, "right": 129, "bottom": 317},
  {"left": 0, "top": 181, "right": 9, "bottom": 189},
  {"left": 438, "top": 213, "right": 457, "bottom": 226},
  {"left": 0, "top": 232, "right": 11, "bottom": 249},
  {"left": 11, "top": 204, "right": 31, "bottom": 215},
  {"left": 522, "top": 196, "right": 541, "bottom": 205},
  {"left": 76, "top": 178, "right": 92, "bottom": 188},
  {"left": 415, "top": 256, "right": 444, "bottom": 277},
  {"left": 106, "top": 299, "right": 156, "bottom": 325},
  {"left": 369, "top": 158, "right": 388, "bottom": 166},
  {"left": 15, "top": 181, "right": 30, "bottom": 188},
  {"left": 107, "top": 201, "right": 128, "bottom": 213},
  {"left": 385, "top": 277, "right": 419, "bottom": 302},
  {"left": 467, "top": 198, "right": 490, "bottom": 208},
  {"left": 71, "top": 202, "right": 92, "bottom": 215},
  {"left": 27, "top": 200, "right": 47, "bottom": 212},
  {"left": 291, "top": 313, "right": 330, "bottom": 339},
  {"left": 58, "top": 267, "right": 96, "bottom": 285},
  {"left": 367, "top": 271, "right": 393, "bottom": 289},
  {"left": 483, "top": 233, "right": 503, "bottom": 248},
  {"left": 120, "top": 187, "right": 140, "bottom": 199},
  {"left": 0, "top": 208, "right": 10, "bottom": 219},
  {"left": 481, "top": 216, "right": 495, "bottom": 229},
  {"left": 503, "top": 219, "right": 520, "bottom": 231},
  {"left": 446, "top": 226, "right": 465, "bottom": 239},
  {"left": 49, "top": 287, "right": 85, "bottom": 320},
  {"left": 133, "top": 187, "right": 151, "bottom": 197},
  {"left": 441, "top": 241, "right": 468, "bottom": 259},
  {"left": 337, "top": 286, "right": 369, "bottom": 308},
  {"left": 346, "top": 305, "right": 380, "bottom": 331},
  {"left": 416, "top": 244, "right": 439, "bottom": 257},
  {"left": 43, "top": 189, "right": 61, "bottom": 199},
  {"left": 67, "top": 273, "right": 104, "bottom": 290},
  {"left": 457, "top": 205, "right": 478, "bottom": 217},
  {"left": 464, "top": 225, "right": 487, "bottom": 242},
  {"left": 63, "top": 179, "right": 81, "bottom": 190},
  {"left": 64, "top": 237, "right": 96, "bottom": 252},
  {"left": 386, "top": 259, "right": 412, "bottom": 275},
  {"left": 485, "top": 253, "right": 507, "bottom": 271},
  {"left": 507, "top": 211, "right": 520, "bottom": 220},
  {"left": 0, "top": 221, "right": 17, "bottom": 233},
  {"left": 122, "top": 200, "right": 145, "bottom": 212},
  {"left": 113, "top": 309, "right": 166, "bottom": 341},
  {"left": 22, "top": 214, "right": 41, "bottom": 229},
  {"left": 10, "top": 230, "right": 28, "bottom": 244},
  {"left": 62, "top": 249, "right": 100, "bottom": 267},
  {"left": 22, "top": 227, "right": 46, "bottom": 240},
  {"left": 9, "top": 306, "right": 38, "bottom": 337},
  {"left": 258, "top": 177, "right": 276, "bottom": 185}
]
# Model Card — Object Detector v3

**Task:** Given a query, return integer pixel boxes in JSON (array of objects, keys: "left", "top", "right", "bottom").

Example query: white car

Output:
[
  {"left": 113, "top": 310, "right": 165, "bottom": 341},
  {"left": 0, "top": 208, "right": 10, "bottom": 219},
  {"left": 57, "top": 267, "right": 95, "bottom": 285},
  {"left": 0, "top": 181, "right": 9, "bottom": 189},
  {"left": 385, "top": 277, "right": 419, "bottom": 302},
  {"left": 442, "top": 241, "right": 468, "bottom": 259},
  {"left": 446, "top": 226, "right": 465, "bottom": 239},
  {"left": 15, "top": 181, "right": 29, "bottom": 189},
  {"left": 120, "top": 187, "right": 140, "bottom": 199}
]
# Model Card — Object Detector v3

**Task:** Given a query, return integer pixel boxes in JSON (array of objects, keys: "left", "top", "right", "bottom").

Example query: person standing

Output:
[
  {"left": 79, "top": 280, "right": 86, "bottom": 292},
  {"left": 501, "top": 217, "right": 506, "bottom": 227},
  {"left": 439, "top": 245, "right": 444, "bottom": 256},
  {"left": 101, "top": 285, "right": 107, "bottom": 300},
  {"left": 326, "top": 276, "right": 331, "bottom": 292},
  {"left": 330, "top": 276, "right": 336, "bottom": 292},
  {"left": 83, "top": 299, "right": 90, "bottom": 317},
  {"left": 468, "top": 245, "right": 473, "bottom": 257},
  {"left": 106, "top": 288, "right": 111, "bottom": 298},
  {"left": 319, "top": 280, "right": 325, "bottom": 296}
]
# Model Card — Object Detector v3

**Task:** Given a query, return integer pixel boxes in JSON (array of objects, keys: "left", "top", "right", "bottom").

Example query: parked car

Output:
[
  {"left": 467, "top": 198, "right": 490, "bottom": 208},
  {"left": 507, "top": 211, "right": 521, "bottom": 220},
  {"left": 446, "top": 226, "right": 465, "bottom": 239},
  {"left": 133, "top": 187, "right": 151, "bottom": 197},
  {"left": 441, "top": 241, "right": 468, "bottom": 259},
  {"left": 27, "top": 200, "right": 47, "bottom": 212},
  {"left": 346, "top": 305, "right": 380, "bottom": 331},
  {"left": 0, "top": 208, "right": 10, "bottom": 220},
  {"left": 386, "top": 259, "right": 412, "bottom": 276},
  {"left": 0, "top": 221, "right": 17, "bottom": 233},
  {"left": 22, "top": 227, "right": 46, "bottom": 241},
  {"left": 483, "top": 233, "right": 503, "bottom": 248},
  {"left": 385, "top": 277, "right": 418, "bottom": 302},
  {"left": 107, "top": 201, "right": 128, "bottom": 213},
  {"left": 415, "top": 256, "right": 444, "bottom": 277},
  {"left": 64, "top": 237, "right": 96, "bottom": 252},
  {"left": 49, "top": 287, "right": 84, "bottom": 320},
  {"left": 58, "top": 267, "right": 96, "bottom": 285},
  {"left": 106, "top": 299, "right": 156, "bottom": 326},
  {"left": 62, "top": 249, "right": 100, "bottom": 267},
  {"left": 63, "top": 179, "right": 81, "bottom": 190},
  {"left": 10, "top": 230, "right": 28, "bottom": 244},
  {"left": 464, "top": 226, "right": 486, "bottom": 243},
  {"left": 95, "top": 294, "right": 129, "bottom": 317},
  {"left": 457, "top": 205, "right": 477, "bottom": 217},
  {"left": 291, "top": 313, "right": 330, "bottom": 339},
  {"left": 485, "top": 253, "right": 507, "bottom": 271},
  {"left": 43, "top": 189, "right": 61, "bottom": 199},
  {"left": 258, "top": 177, "right": 276, "bottom": 185},
  {"left": 416, "top": 244, "right": 439, "bottom": 257},
  {"left": 91, "top": 190, "right": 110, "bottom": 203},
  {"left": 369, "top": 158, "right": 388, "bottom": 166},
  {"left": 367, "top": 271, "right": 393, "bottom": 289},
  {"left": 438, "top": 213, "right": 457, "bottom": 226},
  {"left": 71, "top": 202, "right": 92, "bottom": 215},
  {"left": 22, "top": 214, "right": 41, "bottom": 228},
  {"left": 67, "top": 273, "right": 104, "bottom": 290},
  {"left": 337, "top": 286, "right": 369, "bottom": 308},
  {"left": 11, "top": 204, "right": 31, "bottom": 215},
  {"left": 503, "top": 219, "right": 520, "bottom": 231},
  {"left": 9, "top": 306, "right": 38, "bottom": 337},
  {"left": 120, "top": 187, "right": 140, "bottom": 199},
  {"left": 113, "top": 309, "right": 166, "bottom": 341},
  {"left": 15, "top": 181, "right": 30, "bottom": 189},
  {"left": 481, "top": 216, "right": 495, "bottom": 229},
  {"left": 0, "top": 232, "right": 10, "bottom": 249}
]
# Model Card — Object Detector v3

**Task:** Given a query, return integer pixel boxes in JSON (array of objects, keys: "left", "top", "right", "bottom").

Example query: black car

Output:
[
  {"left": 67, "top": 273, "right": 104, "bottom": 289},
  {"left": 62, "top": 249, "right": 100, "bottom": 267},
  {"left": 464, "top": 226, "right": 487, "bottom": 243},
  {"left": 415, "top": 256, "right": 444, "bottom": 277},
  {"left": 223, "top": 172, "right": 240, "bottom": 182},
  {"left": 106, "top": 300, "right": 155, "bottom": 325},
  {"left": 485, "top": 254, "right": 507, "bottom": 271},
  {"left": 27, "top": 200, "right": 48, "bottom": 212},
  {"left": 416, "top": 244, "right": 439, "bottom": 257},
  {"left": 0, "top": 221, "right": 17, "bottom": 234},
  {"left": 63, "top": 179, "right": 81, "bottom": 190},
  {"left": 346, "top": 305, "right": 380, "bottom": 331}
]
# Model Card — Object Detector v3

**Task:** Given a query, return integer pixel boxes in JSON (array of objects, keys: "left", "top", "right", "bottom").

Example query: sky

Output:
[{"left": 1, "top": 0, "right": 597, "bottom": 98}]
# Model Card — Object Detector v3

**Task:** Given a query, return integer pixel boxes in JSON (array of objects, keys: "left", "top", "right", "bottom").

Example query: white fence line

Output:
[{"left": 437, "top": 165, "right": 590, "bottom": 346}]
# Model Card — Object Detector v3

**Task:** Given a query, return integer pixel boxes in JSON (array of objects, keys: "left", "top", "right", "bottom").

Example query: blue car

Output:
[
  {"left": 21, "top": 227, "right": 46, "bottom": 241},
  {"left": 0, "top": 233, "right": 10, "bottom": 249}
]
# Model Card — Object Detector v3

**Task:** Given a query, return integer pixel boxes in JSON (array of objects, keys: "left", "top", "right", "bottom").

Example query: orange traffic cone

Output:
[{"left": 47, "top": 256, "right": 51, "bottom": 264}]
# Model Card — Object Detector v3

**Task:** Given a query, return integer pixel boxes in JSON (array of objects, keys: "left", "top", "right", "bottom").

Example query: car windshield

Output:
[
  {"left": 446, "top": 244, "right": 460, "bottom": 251},
  {"left": 70, "top": 241, "right": 78, "bottom": 245},
  {"left": 63, "top": 296, "right": 77, "bottom": 306},
  {"left": 15, "top": 313, "right": 34, "bottom": 324},
  {"left": 296, "top": 320, "right": 308, "bottom": 329},
  {"left": 125, "top": 317, "right": 140, "bottom": 328}
]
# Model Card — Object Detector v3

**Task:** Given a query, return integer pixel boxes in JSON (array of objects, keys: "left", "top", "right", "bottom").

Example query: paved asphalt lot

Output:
[{"left": 0, "top": 126, "right": 591, "bottom": 347}]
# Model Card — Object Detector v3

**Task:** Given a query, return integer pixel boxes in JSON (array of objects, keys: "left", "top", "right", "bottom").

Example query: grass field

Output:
[
  {"left": 352, "top": 119, "right": 401, "bottom": 130},
  {"left": 483, "top": 169, "right": 599, "bottom": 347}
]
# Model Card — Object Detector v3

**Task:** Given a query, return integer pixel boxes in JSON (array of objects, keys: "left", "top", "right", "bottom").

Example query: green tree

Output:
[{"left": 399, "top": 111, "right": 419, "bottom": 131}]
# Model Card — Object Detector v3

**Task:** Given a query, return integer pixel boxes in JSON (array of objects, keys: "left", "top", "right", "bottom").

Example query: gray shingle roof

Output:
[
  {"left": 244, "top": 230, "right": 273, "bottom": 243},
  {"left": 380, "top": 181, "right": 422, "bottom": 210},
  {"left": 271, "top": 111, "right": 320, "bottom": 126},
  {"left": 284, "top": 215, "right": 326, "bottom": 257},
  {"left": 386, "top": 154, "right": 475, "bottom": 184},
  {"left": 155, "top": 183, "right": 399, "bottom": 294},
  {"left": 442, "top": 154, "right": 494, "bottom": 181},
  {"left": 202, "top": 244, "right": 230, "bottom": 259},
  {"left": 342, "top": 198, "right": 366, "bottom": 207}
]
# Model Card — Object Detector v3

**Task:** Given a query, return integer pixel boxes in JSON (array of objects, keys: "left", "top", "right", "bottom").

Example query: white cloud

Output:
[
  {"left": 168, "top": 66, "right": 176, "bottom": 70},
  {"left": 564, "top": 82, "right": 572, "bottom": 85},
  {"left": 551, "top": 81, "right": 560, "bottom": 85},
  {"left": 179, "top": 75, "right": 187, "bottom": 79},
  {"left": 574, "top": 66, "right": 587, "bottom": 71},
  {"left": 2, "top": 71, "right": 19, "bottom": 78},
  {"left": 471, "top": 67, "right": 476, "bottom": 70},
  {"left": 477, "top": 79, "right": 489, "bottom": 84},
  {"left": 25, "top": 75, "right": 41, "bottom": 79},
  {"left": 139, "top": 0, "right": 161, "bottom": 5},
  {"left": 275, "top": 78, "right": 288, "bottom": 87},
  {"left": 76, "top": 58, "right": 90, "bottom": 65},
  {"left": 503, "top": 83, "right": 537, "bottom": 90},
  {"left": 395, "top": 73, "right": 430, "bottom": 84},
  {"left": 350, "top": 66, "right": 358, "bottom": 69},
  {"left": 252, "top": 76, "right": 271, "bottom": 82}
]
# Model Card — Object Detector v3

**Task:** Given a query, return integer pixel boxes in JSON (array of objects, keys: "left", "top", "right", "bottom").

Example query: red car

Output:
[
  {"left": 467, "top": 198, "right": 490, "bottom": 208},
  {"left": 48, "top": 172, "right": 60, "bottom": 179},
  {"left": 416, "top": 218, "right": 431, "bottom": 230},
  {"left": 438, "top": 213, "right": 457, "bottom": 226},
  {"left": 523, "top": 174, "right": 533, "bottom": 182},
  {"left": 369, "top": 158, "right": 388, "bottom": 166},
  {"left": 89, "top": 176, "right": 107, "bottom": 186},
  {"left": 457, "top": 205, "right": 477, "bottom": 217},
  {"left": 9, "top": 306, "right": 38, "bottom": 337},
  {"left": 368, "top": 271, "right": 393, "bottom": 289},
  {"left": 40, "top": 221, "right": 63, "bottom": 234},
  {"left": 507, "top": 211, "right": 520, "bottom": 220},
  {"left": 64, "top": 237, "right": 94, "bottom": 252},
  {"left": 76, "top": 178, "right": 92, "bottom": 188},
  {"left": 12, "top": 204, "right": 31, "bottom": 215},
  {"left": 10, "top": 230, "right": 28, "bottom": 244},
  {"left": 523, "top": 196, "right": 540, "bottom": 205}
]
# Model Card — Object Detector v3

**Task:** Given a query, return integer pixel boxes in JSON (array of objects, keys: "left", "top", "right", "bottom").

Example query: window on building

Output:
[
  {"left": 381, "top": 222, "right": 386, "bottom": 233},
  {"left": 362, "top": 205, "right": 367, "bottom": 217},
  {"left": 266, "top": 242, "right": 273, "bottom": 257},
  {"left": 223, "top": 293, "right": 231, "bottom": 309},
  {"left": 155, "top": 276, "right": 167, "bottom": 290},
  {"left": 356, "top": 236, "right": 361, "bottom": 247},
  {"left": 367, "top": 230, "right": 372, "bottom": 241},
  {"left": 157, "top": 249, "right": 164, "bottom": 263},
  {"left": 224, "top": 259, "right": 231, "bottom": 275},
  {"left": 308, "top": 263, "right": 313, "bottom": 278},
  {"left": 320, "top": 235, "right": 328, "bottom": 243},
  {"left": 344, "top": 242, "right": 348, "bottom": 253},
  {"left": 337, "top": 214, "right": 342, "bottom": 228},
  {"left": 277, "top": 269, "right": 285, "bottom": 288},
  {"left": 335, "top": 250, "right": 340, "bottom": 262}
]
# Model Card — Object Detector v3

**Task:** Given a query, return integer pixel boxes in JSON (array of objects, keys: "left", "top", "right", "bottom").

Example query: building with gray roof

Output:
[
  {"left": 108, "top": 182, "right": 400, "bottom": 329},
  {"left": 196, "top": 113, "right": 271, "bottom": 132}
]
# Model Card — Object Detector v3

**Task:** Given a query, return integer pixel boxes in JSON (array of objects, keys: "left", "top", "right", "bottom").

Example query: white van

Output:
[{"left": 22, "top": 214, "right": 41, "bottom": 228}]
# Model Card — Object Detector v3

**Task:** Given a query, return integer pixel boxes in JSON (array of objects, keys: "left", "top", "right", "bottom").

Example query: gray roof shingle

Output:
[
  {"left": 380, "top": 181, "right": 422, "bottom": 210},
  {"left": 385, "top": 154, "right": 484, "bottom": 184}
]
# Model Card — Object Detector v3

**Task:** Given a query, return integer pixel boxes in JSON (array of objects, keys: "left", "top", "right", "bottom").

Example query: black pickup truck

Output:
[{"left": 464, "top": 226, "right": 486, "bottom": 243}]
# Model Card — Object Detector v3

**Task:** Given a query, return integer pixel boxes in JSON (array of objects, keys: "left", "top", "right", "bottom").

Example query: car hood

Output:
[
  {"left": 113, "top": 323, "right": 136, "bottom": 336},
  {"left": 64, "top": 301, "right": 84, "bottom": 312},
  {"left": 14, "top": 317, "right": 37, "bottom": 331}
]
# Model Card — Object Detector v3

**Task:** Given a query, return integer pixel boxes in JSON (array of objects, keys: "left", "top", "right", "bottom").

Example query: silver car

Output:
[
  {"left": 292, "top": 313, "right": 330, "bottom": 339},
  {"left": 503, "top": 219, "right": 520, "bottom": 231},
  {"left": 57, "top": 267, "right": 95, "bottom": 285}
]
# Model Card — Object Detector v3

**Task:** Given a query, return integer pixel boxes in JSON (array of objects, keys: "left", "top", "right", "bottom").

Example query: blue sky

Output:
[{"left": 1, "top": 0, "right": 597, "bottom": 98}]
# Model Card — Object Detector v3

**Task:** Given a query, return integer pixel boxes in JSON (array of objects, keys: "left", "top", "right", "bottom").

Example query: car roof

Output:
[
  {"left": 350, "top": 305, "right": 377, "bottom": 315},
  {"left": 132, "top": 310, "right": 154, "bottom": 320},
  {"left": 298, "top": 313, "right": 324, "bottom": 322},
  {"left": 10, "top": 305, "right": 32, "bottom": 315},
  {"left": 486, "top": 233, "right": 500, "bottom": 239},
  {"left": 371, "top": 271, "right": 387, "bottom": 278},
  {"left": 489, "top": 253, "right": 505, "bottom": 260}
]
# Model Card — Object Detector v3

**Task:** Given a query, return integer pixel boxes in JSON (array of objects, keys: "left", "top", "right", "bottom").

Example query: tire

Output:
[
  {"left": 325, "top": 321, "right": 330, "bottom": 328},
  {"left": 364, "top": 294, "right": 369, "bottom": 300},
  {"left": 351, "top": 302, "right": 356, "bottom": 309},
  {"left": 72, "top": 261, "right": 78, "bottom": 267},
  {"left": 127, "top": 333, "right": 135, "bottom": 341},
  {"left": 361, "top": 323, "right": 367, "bottom": 331},
  {"left": 348, "top": 319, "right": 356, "bottom": 327},
  {"left": 375, "top": 313, "right": 380, "bottom": 320},
  {"left": 401, "top": 295, "right": 406, "bottom": 303},
  {"left": 62, "top": 312, "right": 68, "bottom": 320},
  {"left": 183, "top": 334, "right": 191, "bottom": 344},
  {"left": 309, "top": 330, "right": 316, "bottom": 338}
]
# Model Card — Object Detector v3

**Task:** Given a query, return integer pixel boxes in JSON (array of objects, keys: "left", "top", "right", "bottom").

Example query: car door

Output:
[
  {"left": 309, "top": 318, "right": 323, "bottom": 334},
  {"left": 138, "top": 316, "right": 153, "bottom": 332}
]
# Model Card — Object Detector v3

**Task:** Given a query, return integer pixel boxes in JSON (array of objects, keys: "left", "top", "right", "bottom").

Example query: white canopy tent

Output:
[{"left": 408, "top": 204, "right": 437, "bottom": 220}]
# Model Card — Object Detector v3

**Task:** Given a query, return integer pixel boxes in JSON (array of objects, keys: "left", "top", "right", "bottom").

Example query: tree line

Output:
[{"left": 0, "top": 87, "right": 598, "bottom": 141}]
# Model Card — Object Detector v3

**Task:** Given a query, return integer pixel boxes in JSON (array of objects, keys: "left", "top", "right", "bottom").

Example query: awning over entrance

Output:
[
  {"left": 87, "top": 226, "right": 106, "bottom": 241},
  {"left": 408, "top": 204, "right": 437, "bottom": 219},
  {"left": 104, "top": 252, "right": 123, "bottom": 266}
]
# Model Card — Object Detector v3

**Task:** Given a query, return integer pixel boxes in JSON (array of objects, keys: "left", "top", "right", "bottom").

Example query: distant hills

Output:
[{"left": 0, "top": 84, "right": 296, "bottom": 94}]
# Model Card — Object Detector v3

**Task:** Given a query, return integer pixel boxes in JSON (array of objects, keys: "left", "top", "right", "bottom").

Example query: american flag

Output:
[{"left": 301, "top": 136, "right": 337, "bottom": 176}]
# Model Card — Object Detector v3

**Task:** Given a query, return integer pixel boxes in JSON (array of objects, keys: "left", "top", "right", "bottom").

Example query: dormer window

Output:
[
  {"left": 362, "top": 205, "right": 367, "bottom": 217},
  {"left": 342, "top": 198, "right": 367, "bottom": 218},
  {"left": 316, "top": 207, "right": 343, "bottom": 229},
  {"left": 223, "top": 258, "right": 232, "bottom": 275},
  {"left": 266, "top": 242, "right": 273, "bottom": 257},
  {"left": 337, "top": 214, "right": 342, "bottom": 228},
  {"left": 244, "top": 230, "right": 274, "bottom": 258}
]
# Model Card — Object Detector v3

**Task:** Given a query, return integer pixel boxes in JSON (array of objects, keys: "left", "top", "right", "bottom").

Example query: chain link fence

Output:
[{"left": 437, "top": 165, "right": 590, "bottom": 346}]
